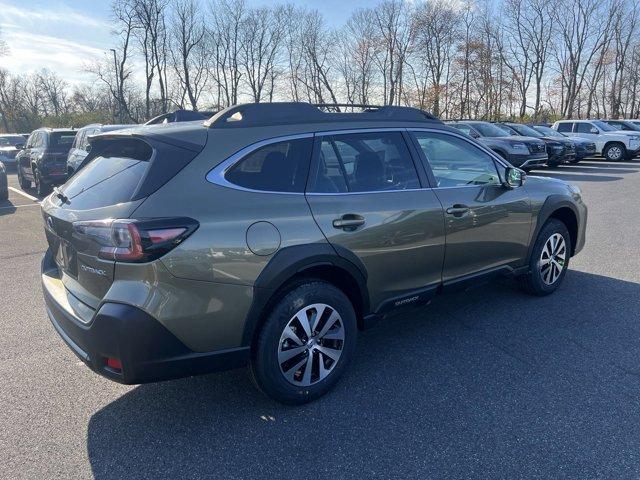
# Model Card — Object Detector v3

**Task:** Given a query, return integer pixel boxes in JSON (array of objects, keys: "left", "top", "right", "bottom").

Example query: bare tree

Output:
[
  {"left": 170, "top": 0, "right": 210, "bottom": 109},
  {"left": 413, "top": 0, "right": 459, "bottom": 116},
  {"left": 373, "top": 0, "right": 415, "bottom": 106},
  {"left": 553, "top": 0, "right": 616, "bottom": 117},
  {"left": 240, "top": 5, "right": 285, "bottom": 102},
  {"left": 209, "top": 0, "right": 246, "bottom": 107}
]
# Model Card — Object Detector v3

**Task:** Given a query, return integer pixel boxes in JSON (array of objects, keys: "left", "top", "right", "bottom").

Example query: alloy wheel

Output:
[
  {"left": 539, "top": 233, "right": 567, "bottom": 285},
  {"left": 278, "top": 303, "right": 345, "bottom": 387},
  {"left": 608, "top": 146, "right": 623, "bottom": 160}
]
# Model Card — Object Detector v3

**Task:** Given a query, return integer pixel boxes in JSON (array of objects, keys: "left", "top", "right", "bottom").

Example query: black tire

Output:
[
  {"left": 34, "top": 169, "right": 50, "bottom": 196},
  {"left": 0, "top": 187, "right": 7, "bottom": 201},
  {"left": 521, "top": 218, "right": 572, "bottom": 296},
  {"left": 250, "top": 280, "right": 357, "bottom": 404},
  {"left": 18, "top": 167, "right": 31, "bottom": 190},
  {"left": 603, "top": 142, "right": 626, "bottom": 162}
]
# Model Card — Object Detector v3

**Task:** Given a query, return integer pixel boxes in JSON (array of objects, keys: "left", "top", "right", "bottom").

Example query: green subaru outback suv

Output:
[{"left": 41, "top": 103, "right": 587, "bottom": 404}]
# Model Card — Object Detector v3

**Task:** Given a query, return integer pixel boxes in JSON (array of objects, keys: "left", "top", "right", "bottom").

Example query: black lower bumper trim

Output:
[{"left": 42, "top": 262, "right": 249, "bottom": 384}]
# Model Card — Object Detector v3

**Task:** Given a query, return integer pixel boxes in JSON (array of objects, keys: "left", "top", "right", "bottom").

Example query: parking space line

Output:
[
  {"left": 0, "top": 203, "right": 41, "bottom": 211},
  {"left": 8, "top": 187, "right": 39, "bottom": 202}
]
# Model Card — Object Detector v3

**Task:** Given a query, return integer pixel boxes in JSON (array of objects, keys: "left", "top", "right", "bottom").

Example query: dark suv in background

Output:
[
  {"left": 447, "top": 120, "right": 548, "bottom": 171},
  {"left": 17, "top": 128, "right": 76, "bottom": 195},
  {"left": 496, "top": 122, "right": 577, "bottom": 166},
  {"left": 41, "top": 103, "right": 587, "bottom": 404},
  {"left": 531, "top": 125, "right": 596, "bottom": 161}
]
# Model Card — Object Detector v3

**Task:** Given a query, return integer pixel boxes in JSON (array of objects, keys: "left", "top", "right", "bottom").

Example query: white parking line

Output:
[
  {"left": 0, "top": 203, "right": 41, "bottom": 211},
  {"left": 8, "top": 187, "right": 39, "bottom": 202}
]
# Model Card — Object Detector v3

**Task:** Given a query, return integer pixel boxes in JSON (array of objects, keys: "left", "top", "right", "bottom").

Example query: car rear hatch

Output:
[
  {"left": 41, "top": 125, "right": 207, "bottom": 313},
  {"left": 44, "top": 131, "right": 77, "bottom": 175}
]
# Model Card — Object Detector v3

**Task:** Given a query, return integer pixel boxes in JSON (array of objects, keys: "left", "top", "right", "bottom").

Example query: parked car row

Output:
[
  {"left": 552, "top": 119, "right": 640, "bottom": 161},
  {"left": 2, "top": 113, "right": 638, "bottom": 199},
  {"left": 2, "top": 109, "right": 217, "bottom": 196},
  {"left": 445, "top": 120, "right": 598, "bottom": 171}
]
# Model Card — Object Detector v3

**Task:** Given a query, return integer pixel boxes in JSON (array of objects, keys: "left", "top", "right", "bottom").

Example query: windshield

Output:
[
  {"left": 472, "top": 122, "right": 510, "bottom": 137},
  {"left": 0, "top": 136, "right": 24, "bottom": 147},
  {"left": 533, "top": 126, "right": 564, "bottom": 138},
  {"left": 508, "top": 124, "right": 543, "bottom": 138},
  {"left": 592, "top": 121, "right": 617, "bottom": 132}
]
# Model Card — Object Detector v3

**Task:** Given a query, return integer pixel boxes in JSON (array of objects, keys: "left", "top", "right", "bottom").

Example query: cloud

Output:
[
  {"left": 0, "top": 1, "right": 113, "bottom": 83},
  {"left": 0, "top": 1, "right": 109, "bottom": 29}
]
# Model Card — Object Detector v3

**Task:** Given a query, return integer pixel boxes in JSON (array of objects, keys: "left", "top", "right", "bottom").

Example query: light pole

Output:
[{"left": 110, "top": 48, "right": 119, "bottom": 122}]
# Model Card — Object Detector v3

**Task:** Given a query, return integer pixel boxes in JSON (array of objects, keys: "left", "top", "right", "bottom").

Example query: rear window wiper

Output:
[{"left": 53, "top": 187, "right": 69, "bottom": 204}]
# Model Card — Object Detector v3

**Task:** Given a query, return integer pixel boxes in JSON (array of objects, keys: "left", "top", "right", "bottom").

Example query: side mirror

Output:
[
  {"left": 505, "top": 167, "right": 526, "bottom": 188},
  {"left": 589, "top": 127, "right": 599, "bottom": 134},
  {"left": 84, "top": 144, "right": 92, "bottom": 153}
]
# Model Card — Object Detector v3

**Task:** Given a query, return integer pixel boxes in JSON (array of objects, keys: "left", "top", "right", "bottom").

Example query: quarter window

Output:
[
  {"left": 225, "top": 138, "right": 312, "bottom": 193},
  {"left": 413, "top": 131, "right": 501, "bottom": 188},
  {"left": 309, "top": 131, "right": 420, "bottom": 193}
]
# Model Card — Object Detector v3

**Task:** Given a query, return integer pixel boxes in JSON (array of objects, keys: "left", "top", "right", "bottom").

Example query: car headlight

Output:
[{"left": 511, "top": 142, "right": 527, "bottom": 150}]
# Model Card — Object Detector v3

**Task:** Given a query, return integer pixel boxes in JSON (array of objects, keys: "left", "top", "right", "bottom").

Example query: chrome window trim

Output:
[{"left": 205, "top": 133, "right": 314, "bottom": 195}]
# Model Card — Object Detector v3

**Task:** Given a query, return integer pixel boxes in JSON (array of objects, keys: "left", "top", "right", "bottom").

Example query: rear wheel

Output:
[
  {"left": 250, "top": 280, "right": 357, "bottom": 404},
  {"left": 603, "top": 143, "right": 625, "bottom": 162},
  {"left": 521, "top": 219, "right": 571, "bottom": 296},
  {"left": 34, "top": 169, "right": 50, "bottom": 196},
  {"left": 18, "top": 166, "right": 31, "bottom": 189}
]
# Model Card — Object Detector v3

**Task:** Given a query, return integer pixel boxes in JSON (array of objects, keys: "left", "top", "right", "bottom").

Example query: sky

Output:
[{"left": 0, "top": 0, "right": 376, "bottom": 85}]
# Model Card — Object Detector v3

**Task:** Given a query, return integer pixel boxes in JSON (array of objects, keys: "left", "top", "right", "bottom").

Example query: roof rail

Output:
[{"left": 204, "top": 102, "right": 440, "bottom": 128}]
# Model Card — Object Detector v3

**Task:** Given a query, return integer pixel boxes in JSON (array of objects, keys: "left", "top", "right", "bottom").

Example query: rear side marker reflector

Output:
[{"left": 106, "top": 357, "right": 122, "bottom": 371}]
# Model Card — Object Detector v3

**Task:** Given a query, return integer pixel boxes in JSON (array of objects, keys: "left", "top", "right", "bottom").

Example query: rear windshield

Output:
[
  {"left": 0, "top": 136, "right": 24, "bottom": 147},
  {"left": 50, "top": 132, "right": 77, "bottom": 149},
  {"left": 61, "top": 139, "right": 152, "bottom": 209}
]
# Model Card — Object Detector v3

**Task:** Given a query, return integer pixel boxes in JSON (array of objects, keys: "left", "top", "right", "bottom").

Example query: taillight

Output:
[{"left": 73, "top": 217, "right": 198, "bottom": 263}]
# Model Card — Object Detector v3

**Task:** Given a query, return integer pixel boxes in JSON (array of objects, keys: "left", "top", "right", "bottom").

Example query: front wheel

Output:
[
  {"left": 521, "top": 219, "right": 572, "bottom": 296},
  {"left": 603, "top": 143, "right": 626, "bottom": 162},
  {"left": 250, "top": 280, "right": 357, "bottom": 404}
]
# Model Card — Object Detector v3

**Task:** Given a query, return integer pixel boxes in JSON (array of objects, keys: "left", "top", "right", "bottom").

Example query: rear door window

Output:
[{"left": 309, "top": 131, "right": 420, "bottom": 193}]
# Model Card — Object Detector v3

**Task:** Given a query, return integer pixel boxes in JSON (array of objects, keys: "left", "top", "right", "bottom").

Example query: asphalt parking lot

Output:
[{"left": 1, "top": 159, "right": 640, "bottom": 480}]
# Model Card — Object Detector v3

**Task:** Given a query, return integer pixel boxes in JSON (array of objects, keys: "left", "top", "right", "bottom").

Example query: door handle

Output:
[
  {"left": 446, "top": 204, "right": 470, "bottom": 217},
  {"left": 332, "top": 214, "right": 365, "bottom": 231}
]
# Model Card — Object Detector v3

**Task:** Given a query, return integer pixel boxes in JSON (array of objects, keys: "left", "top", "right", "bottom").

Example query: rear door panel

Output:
[{"left": 305, "top": 130, "right": 446, "bottom": 311}]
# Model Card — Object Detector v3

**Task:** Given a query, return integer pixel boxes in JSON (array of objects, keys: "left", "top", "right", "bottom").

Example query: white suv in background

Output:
[{"left": 552, "top": 120, "right": 640, "bottom": 161}]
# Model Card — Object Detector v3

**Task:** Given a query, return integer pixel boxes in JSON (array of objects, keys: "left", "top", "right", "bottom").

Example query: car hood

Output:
[{"left": 603, "top": 131, "right": 640, "bottom": 138}]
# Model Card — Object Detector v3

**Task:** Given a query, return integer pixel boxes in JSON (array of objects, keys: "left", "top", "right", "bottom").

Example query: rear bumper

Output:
[{"left": 41, "top": 250, "right": 249, "bottom": 384}]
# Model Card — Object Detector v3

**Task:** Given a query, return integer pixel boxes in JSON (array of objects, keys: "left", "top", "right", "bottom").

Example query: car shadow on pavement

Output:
[
  {"left": 86, "top": 270, "right": 640, "bottom": 480},
  {"left": 532, "top": 172, "right": 623, "bottom": 182},
  {"left": 0, "top": 200, "right": 18, "bottom": 216}
]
